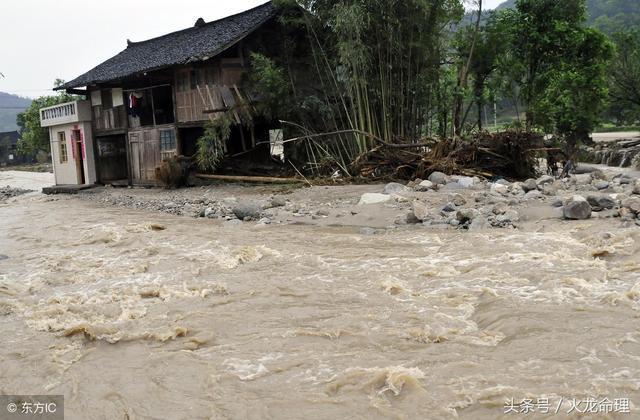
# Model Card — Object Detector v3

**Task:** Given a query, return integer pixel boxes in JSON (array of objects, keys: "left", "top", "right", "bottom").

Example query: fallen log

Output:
[{"left": 195, "top": 174, "right": 305, "bottom": 184}]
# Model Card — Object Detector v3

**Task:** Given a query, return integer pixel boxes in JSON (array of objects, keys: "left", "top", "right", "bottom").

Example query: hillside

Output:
[
  {"left": 0, "top": 92, "right": 31, "bottom": 132},
  {"left": 495, "top": 0, "right": 640, "bottom": 32}
]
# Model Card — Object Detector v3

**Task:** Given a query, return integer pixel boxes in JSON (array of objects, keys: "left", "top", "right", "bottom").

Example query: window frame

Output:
[{"left": 58, "top": 131, "right": 68, "bottom": 164}]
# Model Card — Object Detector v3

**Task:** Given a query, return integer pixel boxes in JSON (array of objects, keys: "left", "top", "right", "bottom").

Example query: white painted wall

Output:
[{"left": 49, "top": 122, "right": 97, "bottom": 185}]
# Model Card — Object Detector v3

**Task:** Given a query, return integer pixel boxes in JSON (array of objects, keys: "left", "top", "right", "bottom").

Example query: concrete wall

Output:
[{"left": 49, "top": 121, "right": 96, "bottom": 185}]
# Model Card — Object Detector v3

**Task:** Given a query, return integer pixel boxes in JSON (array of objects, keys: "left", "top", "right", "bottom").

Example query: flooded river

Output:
[{"left": 1, "top": 195, "right": 639, "bottom": 419}]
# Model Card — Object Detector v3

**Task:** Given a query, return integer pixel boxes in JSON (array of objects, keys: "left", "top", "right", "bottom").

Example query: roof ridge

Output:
[{"left": 126, "top": 1, "right": 274, "bottom": 48}]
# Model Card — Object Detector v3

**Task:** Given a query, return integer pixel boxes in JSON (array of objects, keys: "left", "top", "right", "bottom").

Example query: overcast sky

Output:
[{"left": 0, "top": 0, "right": 505, "bottom": 99}]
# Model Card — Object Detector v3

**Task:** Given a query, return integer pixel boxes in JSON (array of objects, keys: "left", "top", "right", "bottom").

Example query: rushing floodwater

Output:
[{"left": 1, "top": 196, "right": 639, "bottom": 419}]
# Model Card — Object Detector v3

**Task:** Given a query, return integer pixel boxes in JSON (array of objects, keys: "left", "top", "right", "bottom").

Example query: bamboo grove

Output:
[{"left": 238, "top": 0, "right": 615, "bottom": 176}]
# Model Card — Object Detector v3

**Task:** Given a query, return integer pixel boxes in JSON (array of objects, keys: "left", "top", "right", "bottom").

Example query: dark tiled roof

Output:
[
  {"left": 60, "top": 1, "right": 277, "bottom": 89},
  {"left": 0, "top": 131, "right": 20, "bottom": 146}
]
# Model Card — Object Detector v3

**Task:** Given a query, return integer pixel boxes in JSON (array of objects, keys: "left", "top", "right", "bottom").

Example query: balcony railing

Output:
[{"left": 40, "top": 100, "right": 91, "bottom": 127}]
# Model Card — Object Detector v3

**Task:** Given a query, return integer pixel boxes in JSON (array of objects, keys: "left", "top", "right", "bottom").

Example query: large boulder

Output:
[
  {"left": 456, "top": 208, "right": 479, "bottom": 223},
  {"left": 522, "top": 179, "right": 538, "bottom": 192},
  {"left": 619, "top": 174, "right": 636, "bottom": 185},
  {"left": 563, "top": 197, "right": 592, "bottom": 220},
  {"left": 594, "top": 180, "right": 610, "bottom": 191},
  {"left": 453, "top": 176, "right": 478, "bottom": 188},
  {"left": 359, "top": 193, "right": 392, "bottom": 205},
  {"left": 524, "top": 190, "right": 543, "bottom": 200},
  {"left": 537, "top": 175, "right": 555, "bottom": 188},
  {"left": 383, "top": 182, "right": 410, "bottom": 195},
  {"left": 414, "top": 180, "right": 434, "bottom": 192},
  {"left": 622, "top": 196, "right": 640, "bottom": 214},
  {"left": 411, "top": 200, "right": 430, "bottom": 221},
  {"left": 491, "top": 183, "right": 509, "bottom": 195},
  {"left": 232, "top": 202, "right": 263, "bottom": 221},
  {"left": 449, "top": 193, "right": 467, "bottom": 206},
  {"left": 586, "top": 195, "right": 616, "bottom": 212},
  {"left": 572, "top": 174, "right": 593, "bottom": 186},
  {"left": 428, "top": 171, "right": 449, "bottom": 185}
]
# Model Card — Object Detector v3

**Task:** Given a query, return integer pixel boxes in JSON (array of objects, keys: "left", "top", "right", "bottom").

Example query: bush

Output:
[{"left": 196, "top": 115, "right": 232, "bottom": 172}]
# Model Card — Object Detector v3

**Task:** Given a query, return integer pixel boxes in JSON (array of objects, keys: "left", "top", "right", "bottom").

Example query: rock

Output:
[
  {"left": 449, "top": 193, "right": 467, "bottom": 206},
  {"left": 441, "top": 182, "right": 465, "bottom": 191},
  {"left": 204, "top": 207, "right": 217, "bottom": 219},
  {"left": 257, "top": 217, "right": 272, "bottom": 225},
  {"left": 491, "top": 183, "right": 509, "bottom": 195},
  {"left": 495, "top": 179, "right": 511, "bottom": 186},
  {"left": 492, "top": 202, "right": 508, "bottom": 215},
  {"left": 442, "top": 202, "right": 457, "bottom": 213},
  {"left": 456, "top": 208, "right": 479, "bottom": 223},
  {"left": 497, "top": 210, "right": 520, "bottom": 224},
  {"left": 406, "top": 211, "right": 421, "bottom": 224},
  {"left": 360, "top": 227, "right": 376, "bottom": 236},
  {"left": 572, "top": 174, "right": 593, "bottom": 186},
  {"left": 316, "top": 209, "right": 330, "bottom": 217},
  {"left": 633, "top": 182, "right": 640, "bottom": 195},
  {"left": 522, "top": 179, "right": 538, "bottom": 192},
  {"left": 622, "top": 196, "right": 640, "bottom": 214},
  {"left": 524, "top": 190, "right": 543, "bottom": 200},
  {"left": 415, "top": 180, "right": 434, "bottom": 192},
  {"left": 536, "top": 175, "right": 555, "bottom": 188},
  {"left": 563, "top": 199, "right": 592, "bottom": 220},
  {"left": 594, "top": 181, "right": 610, "bottom": 190},
  {"left": 428, "top": 171, "right": 449, "bottom": 185},
  {"left": 550, "top": 198, "right": 564, "bottom": 208},
  {"left": 619, "top": 174, "right": 635, "bottom": 185},
  {"left": 619, "top": 207, "right": 635, "bottom": 221},
  {"left": 542, "top": 182, "right": 560, "bottom": 196},
  {"left": 454, "top": 176, "right": 477, "bottom": 188},
  {"left": 573, "top": 165, "right": 599, "bottom": 174},
  {"left": 0, "top": 255, "right": 8, "bottom": 261},
  {"left": 586, "top": 195, "right": 616, "bottom": 212},
  {"left": 591, "top": 170, "right": 607, "bottom": 181},
  {"left": 469, "top": 216, "right": 490, "bottom": 230},
  {"left": 411, "top": 201, "right": 430, "bottom": 221},
  {"left": 383, "top": 182, "right": 410, "bottom": 195},
  {"left": 232, "top": 202, "right": 263, "bottom": 221},
  {"left": 270, "top": 196, "right": 287, "bottom": 208},
  {"left": 358, "top": 193, "right": 392, "bottom": 205},
  {"left": 163, "top": 202, "right": 178, "bottom": 209}
]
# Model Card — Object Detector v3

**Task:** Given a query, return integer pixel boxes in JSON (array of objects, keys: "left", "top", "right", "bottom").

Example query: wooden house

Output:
[{"left": 51, "top": 1, "right": 288, "bottom": 186}]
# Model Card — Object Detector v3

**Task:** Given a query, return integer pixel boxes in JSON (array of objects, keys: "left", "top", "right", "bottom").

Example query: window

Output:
[
  {"left": 160, "top": 129, "right": 176, "bottom": 151},
  {"left": 58, "top": 132, "right": 68, "bottom": 163}
]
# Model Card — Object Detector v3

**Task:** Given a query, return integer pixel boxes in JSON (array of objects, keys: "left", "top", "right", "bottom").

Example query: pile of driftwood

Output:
[{"left": 352, "top": 131, "right": 544, "bottom": 181}]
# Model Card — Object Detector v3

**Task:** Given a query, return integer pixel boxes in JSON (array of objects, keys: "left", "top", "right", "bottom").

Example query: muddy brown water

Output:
[{"left": 1, "top": 197, "right": 639, "bottom": 419}]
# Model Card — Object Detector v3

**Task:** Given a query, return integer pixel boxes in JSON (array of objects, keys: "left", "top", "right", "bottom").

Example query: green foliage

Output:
[
  {"left": 248, "top": 52, "right": 290, "bottom": 121},
  {"left": 16, "top": 82, "right": 76, "bottom": 155},
  {"left": 608, "top": 29, "right": 640, "bottom": 124},
  {"left": 492, "top": 0, "right": 612, "bottom": 153},
  {"left": 497, "top": 0, "right": 640, "bottom": 33},
  {"left": 196, "top": 114, "right": 232, "bottom": 172},
  {"left": 535, "top": 28, "right": 613, "bottom": 150}
]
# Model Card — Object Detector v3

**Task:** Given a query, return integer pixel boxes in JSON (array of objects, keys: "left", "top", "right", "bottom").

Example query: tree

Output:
[
  {"left": 536, "top": 28, "right": 613, "bottom": 153},
  {"left": 454, "top": 10, "right": 506, "bottom": 132},
  {"left": 495, "top": 0, "right": 612, "bottom": 154},
  {"left": 16, "top": 80, "right": 76, "bottom": 155},
  {"left": 609, "top": 29, "right": 640, "bottom": 124}
]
